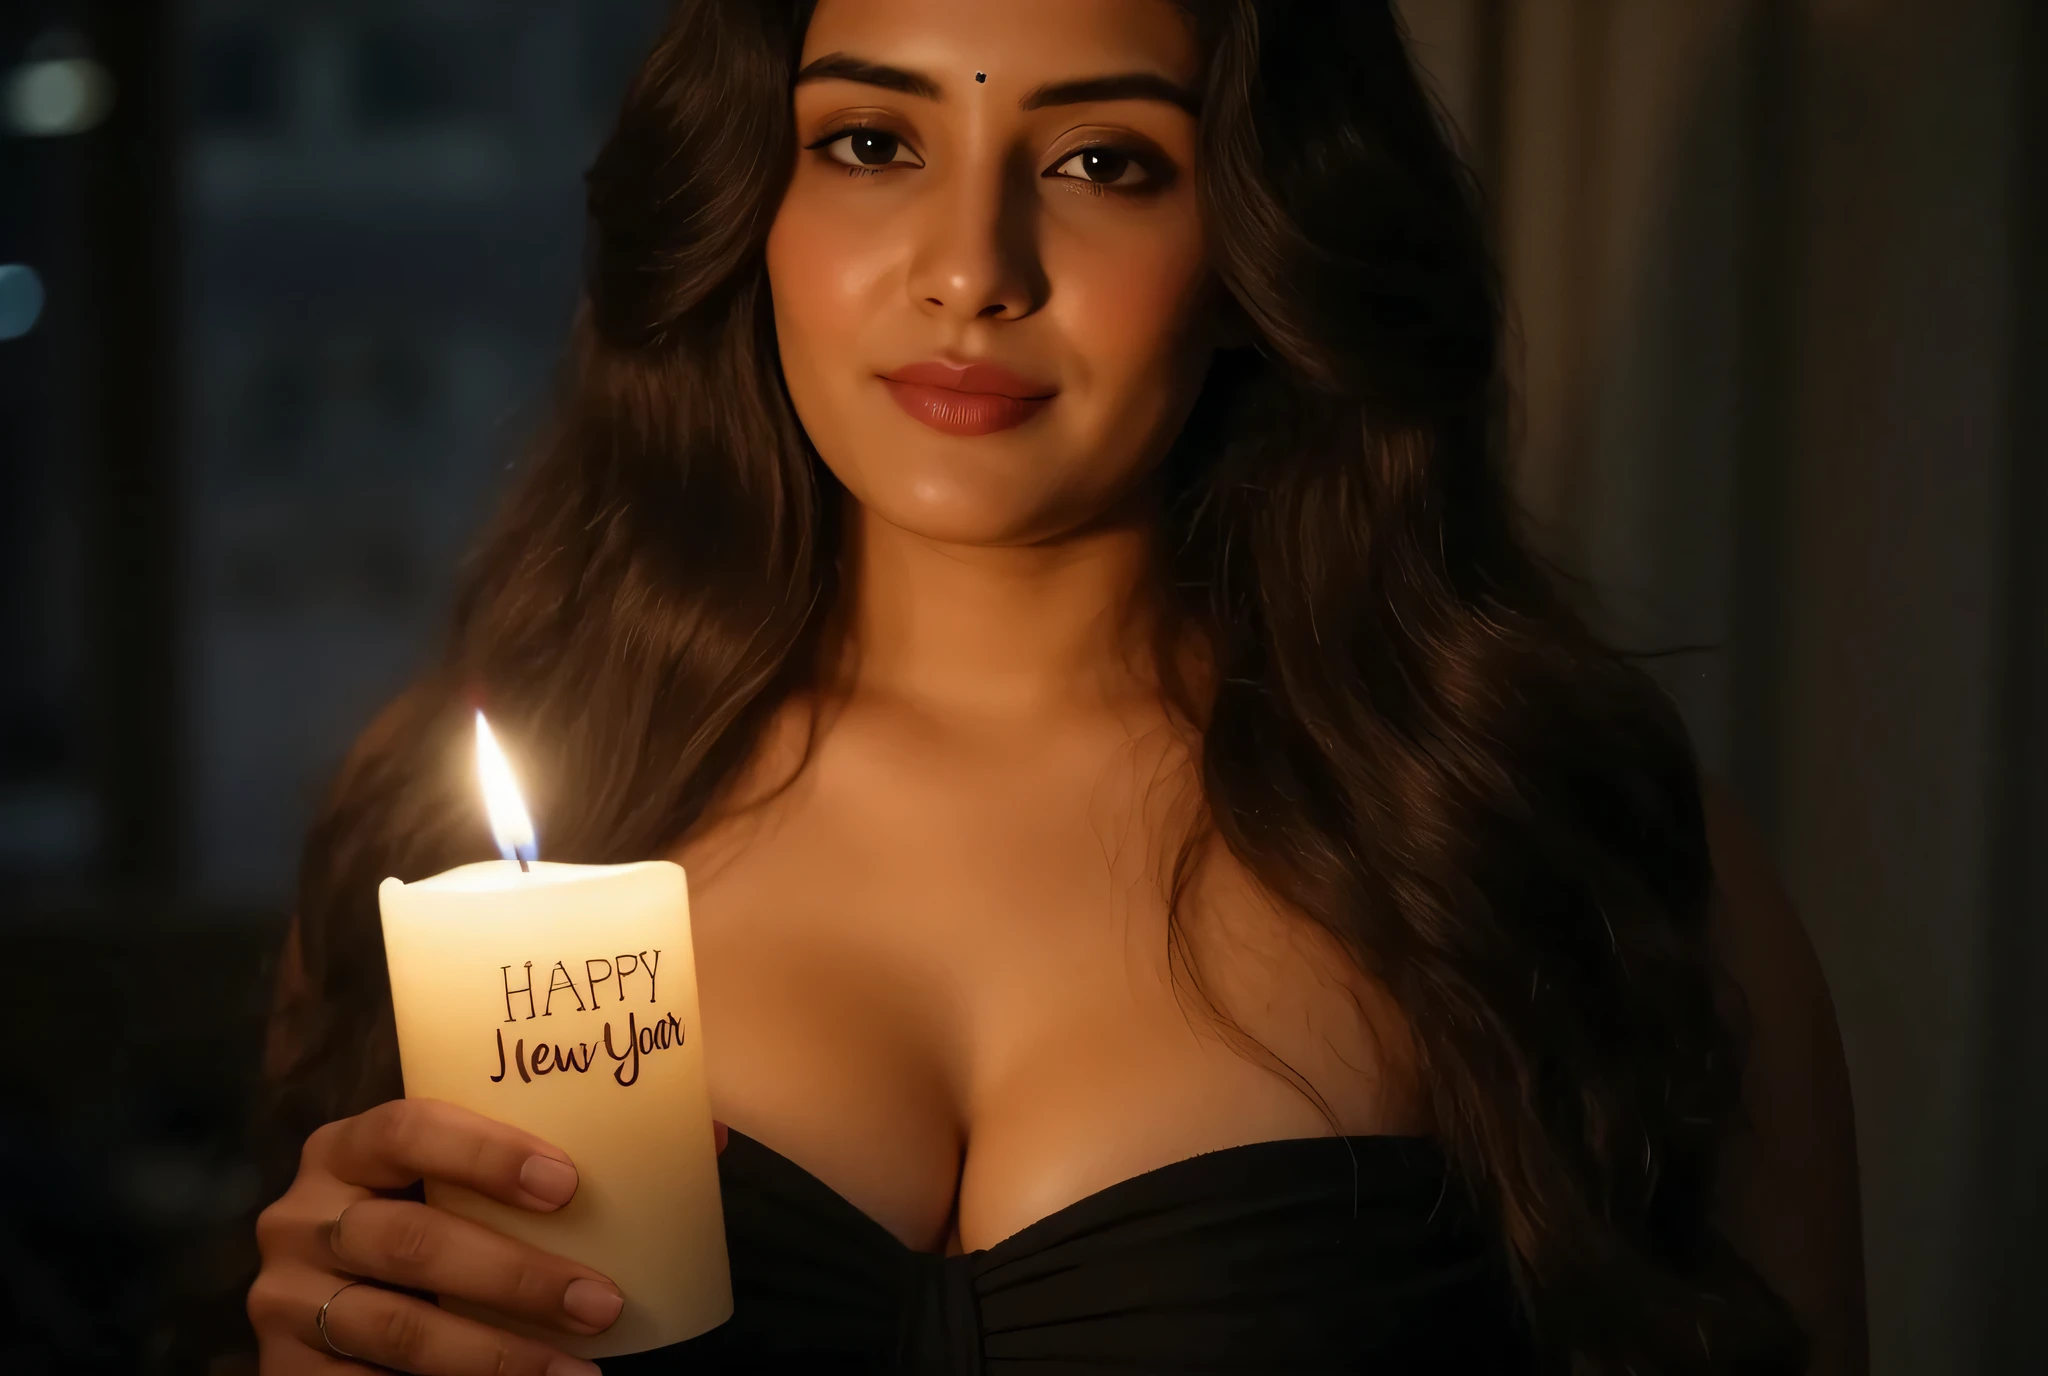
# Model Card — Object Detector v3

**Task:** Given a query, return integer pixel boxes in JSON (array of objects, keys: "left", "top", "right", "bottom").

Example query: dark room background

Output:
[{"left": 2, "top": 1, "right": 2042, "bottom": 1373}]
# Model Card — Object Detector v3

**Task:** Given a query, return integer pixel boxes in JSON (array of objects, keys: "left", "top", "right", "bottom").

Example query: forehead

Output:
[{"left": 799, "top": 0, "right": 1199, "bottom": 85}]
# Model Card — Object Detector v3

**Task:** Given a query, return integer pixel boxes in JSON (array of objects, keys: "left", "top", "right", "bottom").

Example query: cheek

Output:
[
  {"left": 765, "top": 187, "right": 896, "bottom": 406},
  {"left": 1045, "top": 214, "right": 1214, "bottom": 437}
]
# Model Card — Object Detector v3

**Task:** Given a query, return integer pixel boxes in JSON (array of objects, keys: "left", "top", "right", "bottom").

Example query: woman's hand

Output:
[{"left": 250, "top": 1098, "right": 729, "bottom": 1374}]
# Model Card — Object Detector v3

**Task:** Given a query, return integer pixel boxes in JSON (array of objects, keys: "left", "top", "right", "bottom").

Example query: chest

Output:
[{"left": 674, "top": 705, "right": 1420, "bottom": 1254}]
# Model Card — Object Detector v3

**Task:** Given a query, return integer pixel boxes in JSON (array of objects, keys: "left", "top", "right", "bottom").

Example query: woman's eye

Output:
[
  {"left": 1049, "top": 147, "right": 1150, "bottom": 188},
  {"left": 822, "top": 128, "right": 921, "bottom": 170}
]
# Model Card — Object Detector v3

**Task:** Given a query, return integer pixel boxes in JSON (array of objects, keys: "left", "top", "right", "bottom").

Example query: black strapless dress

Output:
[{"left": 603, "top": 1128, "right": 1540, "bottom": 1374}]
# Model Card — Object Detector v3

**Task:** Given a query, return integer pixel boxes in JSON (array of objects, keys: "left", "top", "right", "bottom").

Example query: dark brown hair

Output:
[{"left": 269, "top": 2, "right": 1804, "bottom": 1369}]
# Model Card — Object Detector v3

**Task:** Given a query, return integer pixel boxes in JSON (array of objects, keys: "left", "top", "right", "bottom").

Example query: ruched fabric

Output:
[{"left": 602, "top": 1129, "right": 1537, "bottom": 1374}]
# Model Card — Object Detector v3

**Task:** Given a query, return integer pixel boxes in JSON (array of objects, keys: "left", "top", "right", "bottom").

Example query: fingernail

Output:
[
  {"left": 547, "top": 1358, "right": 602, "bottom": 1376},
  {"left": 519, "top": 1154, "right": 579, "bottom": 1207},
  {"left": 563, "top": 1278, "right": 625, "bottom": 1329}
]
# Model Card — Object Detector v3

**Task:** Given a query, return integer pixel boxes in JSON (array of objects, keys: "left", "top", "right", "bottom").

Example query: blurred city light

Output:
[
  {"left": 4, "top": 54, "right": 115, "bottom": 137},
  {"left": 0, "top": 264, "right": 47, "bottom": 340}
]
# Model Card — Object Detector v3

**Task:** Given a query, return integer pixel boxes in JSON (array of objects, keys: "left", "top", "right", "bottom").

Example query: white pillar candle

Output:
[{"left": 375, "top": 718, "right": 731, "bottom": 1358}]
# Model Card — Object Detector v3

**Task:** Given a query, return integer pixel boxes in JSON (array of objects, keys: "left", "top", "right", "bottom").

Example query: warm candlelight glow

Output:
[
  {"left": 384, "top": 719, "right": 730, "bottom": 1353},
  {"left": 475, "top": 711, "right": 538, "bottom": 865}
]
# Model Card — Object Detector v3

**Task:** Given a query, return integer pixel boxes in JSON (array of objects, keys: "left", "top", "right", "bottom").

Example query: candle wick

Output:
[{"left": 517, "top": 854, "right": 531, "bottom": 873}]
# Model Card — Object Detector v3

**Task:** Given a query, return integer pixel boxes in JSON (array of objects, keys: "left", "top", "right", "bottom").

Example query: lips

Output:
[{"left": 878, "top": 360, "right": 1058, "bottom": 437}]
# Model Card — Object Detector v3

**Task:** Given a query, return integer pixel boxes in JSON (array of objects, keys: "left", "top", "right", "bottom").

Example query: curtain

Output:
[{"left": 1395, "top": 2, "right": 2048, "bottom": 1371}]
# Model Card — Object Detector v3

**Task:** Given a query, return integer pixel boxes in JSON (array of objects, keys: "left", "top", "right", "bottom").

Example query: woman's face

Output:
[{"left": 767, "top": 0, "right": 1219, "bottom": 546}]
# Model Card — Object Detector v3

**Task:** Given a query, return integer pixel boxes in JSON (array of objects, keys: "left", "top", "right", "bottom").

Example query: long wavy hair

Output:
[{"left": 266, "top": 1, "right": 1804, "bottom": 1369}]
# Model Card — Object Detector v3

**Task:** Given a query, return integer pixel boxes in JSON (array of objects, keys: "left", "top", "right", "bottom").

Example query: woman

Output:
[{"left": 247, "top": 1, "right": 1865, "bottom": 1371}]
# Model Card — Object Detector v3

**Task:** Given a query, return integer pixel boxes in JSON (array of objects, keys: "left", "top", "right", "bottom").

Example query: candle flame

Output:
[{"left": 475, "top": 711, "right": 538, "bottom": 866}]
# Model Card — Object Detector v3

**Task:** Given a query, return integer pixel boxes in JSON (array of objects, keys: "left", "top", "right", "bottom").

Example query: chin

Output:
[
  {"left": 855, "top": 473, "right": 1066, "bottom": 548},
  {"left": 818, "top": 405, "right": 1143, "bottom": 548}
]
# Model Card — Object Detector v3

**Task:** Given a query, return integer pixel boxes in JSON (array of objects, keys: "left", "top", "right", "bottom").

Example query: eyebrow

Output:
[
  {"left": 794, "top": 53, "right": 1199, "bottom": 116},
  {"left": 794, "top": 54, "right": 941, "bottom": 100},
  {"left": 1020, "top": 73, "right": 1200, "bottom": 116}
]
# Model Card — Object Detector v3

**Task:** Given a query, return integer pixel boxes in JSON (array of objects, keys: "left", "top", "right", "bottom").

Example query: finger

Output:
[
  {"left": 265, "top": 1336, "right": 374, "bottom": 1376},
  {"left": 312, "top": 1099, "right": 580, "bottom": 1212},
  {"left": 249, "top": 1265, "right": 379, "bottom": 1374},
  {"left": 254, "top": 1337, "right": 372, "bottom": 1376},
  {"left": 311, "top": 1273, "right": 599, "bottom": 1376},
  {"left": 330, "top": 1198, "right": 624, "bottom": 1336},
  {"left": 257, "top": 1175, "right": 378, "bottom": 1270}
]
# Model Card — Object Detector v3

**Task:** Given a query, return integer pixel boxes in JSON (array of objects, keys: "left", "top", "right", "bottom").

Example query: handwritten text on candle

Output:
[
  {"left": 501, "top": 951, "right": 662, "bottom": 1020},
  {"left": 490, "top": 950, "right": 683, "bottom": 1087}
]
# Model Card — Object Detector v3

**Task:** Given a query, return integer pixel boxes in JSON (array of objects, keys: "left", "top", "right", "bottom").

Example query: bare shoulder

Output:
[{"left": 1701, "top": 783, "right": 1869, "bottom": 1376}]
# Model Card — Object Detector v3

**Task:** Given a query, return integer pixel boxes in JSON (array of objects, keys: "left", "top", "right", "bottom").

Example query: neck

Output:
[{"left": 832, "top": 500, "right": 1164, "bottom": 719}]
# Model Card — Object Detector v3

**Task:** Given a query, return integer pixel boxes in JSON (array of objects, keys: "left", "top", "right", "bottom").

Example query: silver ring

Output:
[{"left": 316, "top": 1279, "right": 367, "bottom": 1360}]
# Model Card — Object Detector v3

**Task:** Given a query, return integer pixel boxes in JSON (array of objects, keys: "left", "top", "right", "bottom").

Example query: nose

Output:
[{"left": 904, "top": 152, "right": 1047, "bottom": 322}]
